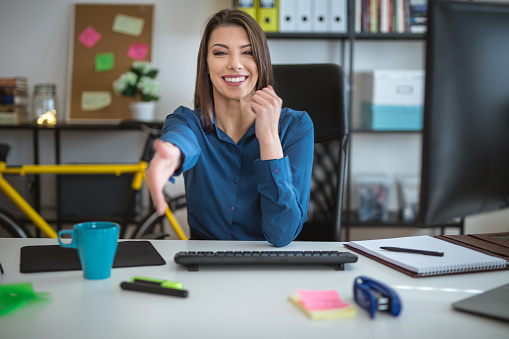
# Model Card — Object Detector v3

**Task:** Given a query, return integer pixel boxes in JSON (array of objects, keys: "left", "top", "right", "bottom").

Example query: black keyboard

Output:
[{"left": 174, "top": 250, "right": 358, "bottom": 271}]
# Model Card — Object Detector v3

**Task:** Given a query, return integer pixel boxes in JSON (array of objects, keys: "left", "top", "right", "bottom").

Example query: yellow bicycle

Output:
[{"left": 0, "top": 127, "right": 187, "bottom": 240}]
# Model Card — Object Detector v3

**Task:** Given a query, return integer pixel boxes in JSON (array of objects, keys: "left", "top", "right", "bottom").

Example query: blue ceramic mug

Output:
[{"left": 58, "top": 222, "right": 119, "bottom": 280}]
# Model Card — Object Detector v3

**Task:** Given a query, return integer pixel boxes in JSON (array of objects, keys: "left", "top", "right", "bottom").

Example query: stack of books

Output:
[
  {"left": 0, "top": 77, "right": 30, "bottom": 125},
  {"left": 356, "top": 0, "right": 428, "bottom": 34}
]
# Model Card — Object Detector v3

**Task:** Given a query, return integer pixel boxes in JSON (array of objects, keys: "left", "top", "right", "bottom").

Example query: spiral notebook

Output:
[{"left": 345, "top": 235, "right": 508, "bottom": 277}]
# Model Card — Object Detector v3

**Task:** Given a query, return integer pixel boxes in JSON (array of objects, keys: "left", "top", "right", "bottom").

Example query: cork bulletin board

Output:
[{"left": 67, "top": 4, "right": 153, "bottom": 121}]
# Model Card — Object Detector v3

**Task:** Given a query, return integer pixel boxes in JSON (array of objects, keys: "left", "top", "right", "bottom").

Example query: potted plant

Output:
[{"left": 113, "top": 61, "right": 161, "bottom": 121}]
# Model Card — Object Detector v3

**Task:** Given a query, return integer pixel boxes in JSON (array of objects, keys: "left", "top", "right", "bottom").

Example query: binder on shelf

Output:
[
  {"left": 296, "top": 0, "right": 312, "bottom": 32},
  {"left": 258, "top": 0, "right": 278, "bottom": 32},
  {"left": 313, "top": 0, "right": 328, "bottom": 32},
  {"left": 235, "top": 0, "right": 258, "bottom": 21},
  {"left": 330, "top": 0, "right": 348, "bottom": 33},
  {"left": 279, "top": 0, "right": 297, "bottom": 32}
]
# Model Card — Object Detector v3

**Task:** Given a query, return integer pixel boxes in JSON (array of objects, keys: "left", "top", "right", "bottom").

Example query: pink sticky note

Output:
[
  {"left": 296, "top": 289, "right": 349, "bottom": 311},
  {"left": 78, "top": 26, "right": 101, "bottom": 49},
  {"left": 127, "top": 43, "right": 149, "bottom": 60}
]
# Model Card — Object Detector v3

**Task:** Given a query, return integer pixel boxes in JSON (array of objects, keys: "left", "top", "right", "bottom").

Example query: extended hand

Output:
[{"left": 145, "top": 139, "right": 182, "bottom": 215}]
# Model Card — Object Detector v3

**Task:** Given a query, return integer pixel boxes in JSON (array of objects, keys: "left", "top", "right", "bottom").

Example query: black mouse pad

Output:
[{"left": 20, "top": 241, "right": 166, "bottom": 273}]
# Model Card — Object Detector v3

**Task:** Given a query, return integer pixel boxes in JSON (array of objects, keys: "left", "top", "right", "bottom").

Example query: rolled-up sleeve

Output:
[
  {"left": 160, "top": 107, "right": 201, "bottom": 175},
  {"left": 255, "top": 112, "right": 314, "bottom": 247}
]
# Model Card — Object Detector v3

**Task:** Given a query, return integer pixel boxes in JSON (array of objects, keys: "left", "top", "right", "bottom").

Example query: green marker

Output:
[{"left": 130, "top": 276, "right": 183, "bottom": 290}]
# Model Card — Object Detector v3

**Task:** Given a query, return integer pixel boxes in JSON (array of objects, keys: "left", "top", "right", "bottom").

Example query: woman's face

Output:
[{"left": 207, "top": 25, "right": 258, "bottom": 105}]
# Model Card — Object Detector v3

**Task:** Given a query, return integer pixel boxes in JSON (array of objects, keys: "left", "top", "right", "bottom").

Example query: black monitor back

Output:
[{"left": 419, "top": 0, "right": 509, "bottom": 224}]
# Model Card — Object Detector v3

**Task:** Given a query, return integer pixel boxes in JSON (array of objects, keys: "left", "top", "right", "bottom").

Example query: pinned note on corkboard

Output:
[{"left": 66, "top": 4, "right": 153, "bottom": 122}]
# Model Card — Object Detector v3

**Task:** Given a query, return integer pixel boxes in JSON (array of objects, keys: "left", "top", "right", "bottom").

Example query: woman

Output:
[{"left": 145, "top": 9, "right": 314, "bottom": 247}]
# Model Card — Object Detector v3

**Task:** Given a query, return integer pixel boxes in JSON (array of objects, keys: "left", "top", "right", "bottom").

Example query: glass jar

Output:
[{"left": 32, "top": 83, "right": 58, "bottom": 126}]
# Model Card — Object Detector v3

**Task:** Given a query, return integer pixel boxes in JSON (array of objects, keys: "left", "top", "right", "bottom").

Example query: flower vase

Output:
[{"left": 129, "top": 101, "right": 155, "bottom": 122}]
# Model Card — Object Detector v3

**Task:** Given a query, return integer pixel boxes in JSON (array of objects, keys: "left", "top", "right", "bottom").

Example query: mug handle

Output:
[{"left": 58, "top": 230, "right": 76, "bottom": 248}]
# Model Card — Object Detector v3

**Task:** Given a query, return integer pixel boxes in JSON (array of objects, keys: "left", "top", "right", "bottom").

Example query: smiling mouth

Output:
[{"left": 223, "top": 76, "right": 247, "bottom": 84}]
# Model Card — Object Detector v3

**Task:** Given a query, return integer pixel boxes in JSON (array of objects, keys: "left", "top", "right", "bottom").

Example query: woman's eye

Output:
[
  {"left": 213, "top": 51, "right": 227, "bottom": 56},
  {"left": 243, "top": 51, "right": 253, "bottom": 55}
]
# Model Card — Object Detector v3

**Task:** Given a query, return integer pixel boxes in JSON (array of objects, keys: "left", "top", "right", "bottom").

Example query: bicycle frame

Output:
[{"left": 0, "top": 161, "right": 188, "bottom": 240}]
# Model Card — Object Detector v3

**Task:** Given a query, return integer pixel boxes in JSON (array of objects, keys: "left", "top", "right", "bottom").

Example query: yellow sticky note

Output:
[
  {"left": 95, "top": 53, "right": 114, "bottom": 72},
  {"left": 112, "top": 14, "right": 145, "bottom": 36},
  {"left": 81, "top": 92, "right": 112, "bottom": 111}
]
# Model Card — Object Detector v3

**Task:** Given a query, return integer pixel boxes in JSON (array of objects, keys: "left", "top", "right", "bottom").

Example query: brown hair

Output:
[{"left": 194, "top": 8, "right": 273, "bottom": 132}]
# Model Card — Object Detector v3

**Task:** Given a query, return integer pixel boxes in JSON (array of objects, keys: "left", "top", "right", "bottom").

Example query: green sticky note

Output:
[
  {"left": 112, "top": 14, "right": 145, "bottom": 36},
  {"left": 95, "top": 53, "right": 114, "bottom": 72},
  {"left": 81, "top": 91, "right": 112, "bottom": 111}
]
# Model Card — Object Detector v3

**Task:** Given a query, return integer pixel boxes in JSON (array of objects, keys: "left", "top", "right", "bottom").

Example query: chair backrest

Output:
[{"left": 273, "top": 64, "right": 349, "bottom": 241}]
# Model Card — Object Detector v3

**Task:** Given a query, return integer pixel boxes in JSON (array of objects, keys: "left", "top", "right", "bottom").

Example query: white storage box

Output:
[
  {"left": 360, "top": 69, "right": 425, "bottom": 106},
  {"left": 358, "top": 70, "right": 425, "bottom": 130}
]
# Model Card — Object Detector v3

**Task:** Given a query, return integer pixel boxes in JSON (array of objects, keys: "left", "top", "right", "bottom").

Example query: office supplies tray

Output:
[{"left": 174, "top": 250, "right": 358, "bottom": 271}]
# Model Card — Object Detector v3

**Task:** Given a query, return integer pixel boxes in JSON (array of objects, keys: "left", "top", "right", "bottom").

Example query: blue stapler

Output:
[{"left": 353, "top": 276, "right": 402, "bottom": 319}]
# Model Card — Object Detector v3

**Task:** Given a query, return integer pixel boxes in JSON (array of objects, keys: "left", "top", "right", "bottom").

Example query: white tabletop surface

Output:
[{"left": 1, "top": 238, "right": 508, "bottom": 339}]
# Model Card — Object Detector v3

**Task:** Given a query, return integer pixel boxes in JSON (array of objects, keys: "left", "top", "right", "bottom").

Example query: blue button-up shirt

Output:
[{"left": 161, "top": 106, "right": 314, "bottom": 247}]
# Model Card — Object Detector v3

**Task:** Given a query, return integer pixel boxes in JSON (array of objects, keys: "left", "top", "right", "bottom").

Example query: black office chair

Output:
[{"left": 273, "top": 64, "right": 349, "bottom": 241}]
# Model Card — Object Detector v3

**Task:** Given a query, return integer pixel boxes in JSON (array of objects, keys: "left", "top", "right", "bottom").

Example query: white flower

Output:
[
  {"left": 112, "top": 72, "right": 137, "bottom": 94},
  {"left": 137, "top": 76, "right": 161, "bottom": 97},
  {"left": 112, "top": 62, "right": 160, "bottom": 101},
  {"left": 133, "top": 61, "right": 157, "bottom": 75}
]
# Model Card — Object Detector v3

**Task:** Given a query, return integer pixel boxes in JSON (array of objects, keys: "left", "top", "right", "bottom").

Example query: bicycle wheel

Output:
[
  {"left": 0, "top": 207, "right": 30, "bottom": 238},
  {"left": 132, "top": 193, "right": 188, "bottom": 239},
  {"left": 132, "top": 209, "right": 165, "bottom": 239},
  {"left": 133, "top": 206, "right": 189, "bottom": 239}
]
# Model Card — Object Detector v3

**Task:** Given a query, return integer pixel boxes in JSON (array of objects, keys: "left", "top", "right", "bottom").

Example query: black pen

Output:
[
  {"left": 380, "top": 246, "right": 444, "bottom": 257},
  {"left": 120, "top": 281, "right": 189, "bottom": 298}
]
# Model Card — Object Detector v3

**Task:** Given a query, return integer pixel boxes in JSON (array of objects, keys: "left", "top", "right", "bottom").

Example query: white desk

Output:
[{"left": 1, "top": 238, "right": 508, "bottom": 339}]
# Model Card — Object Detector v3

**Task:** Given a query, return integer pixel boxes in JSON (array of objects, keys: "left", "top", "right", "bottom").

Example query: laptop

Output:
[{"left": 452, "top": 283, "right": 509, "bottom": 323}]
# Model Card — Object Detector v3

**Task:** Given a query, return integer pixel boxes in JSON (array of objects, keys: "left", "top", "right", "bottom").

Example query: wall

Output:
[
  {"left": 0, "top": 0, "right": 231, "bottom": 211},
  {"left": 1, "top": 0, "right": 507, "bottom": 240}
]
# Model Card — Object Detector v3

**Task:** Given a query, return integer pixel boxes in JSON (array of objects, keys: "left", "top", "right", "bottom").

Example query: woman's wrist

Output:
[{"left": 259, "top": 137, "right": 283, "bottom": 161}]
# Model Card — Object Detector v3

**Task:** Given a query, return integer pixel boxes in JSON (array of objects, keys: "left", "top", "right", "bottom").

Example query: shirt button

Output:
[
  {"left": 233, "top": 179, "right": 238, "bottom": 184},
  {"left": 235, "top": 149, "right": 240, "bottom": 153},
  {"left": 229, "top": 206, "right": 235, "bottom": 211},
  {"left": 273, "top": 169, "right": 280, "bottom": 174},
  {"left": 228, "top": 230, "right": 232, "bottom": 235}
]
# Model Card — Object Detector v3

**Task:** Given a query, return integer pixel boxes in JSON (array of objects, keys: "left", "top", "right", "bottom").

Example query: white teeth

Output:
[{"left": 224, "top": 77, "right": 246, "bottom": 83}]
